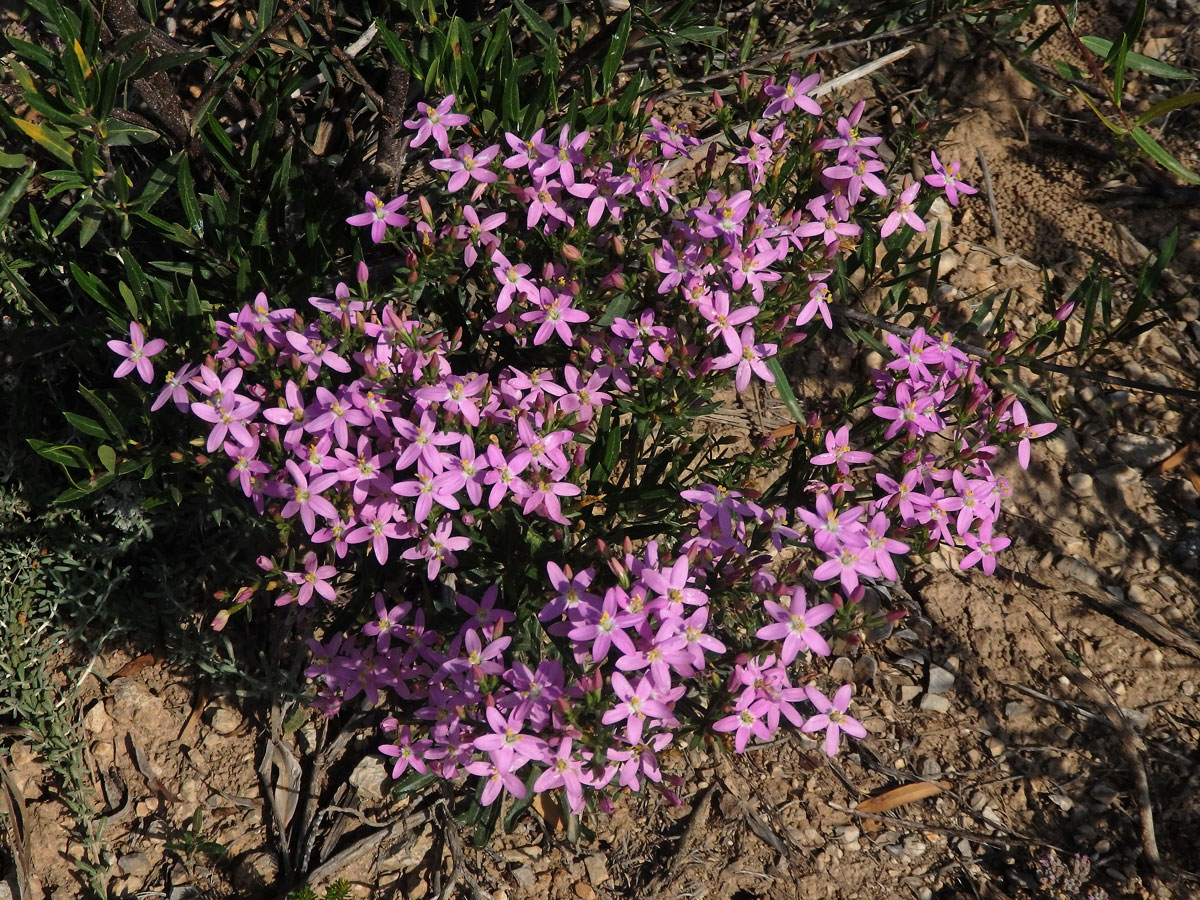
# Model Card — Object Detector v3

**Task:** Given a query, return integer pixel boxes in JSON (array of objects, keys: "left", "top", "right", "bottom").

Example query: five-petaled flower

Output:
[{"left": 108, "top": 322, "right": 166, "bottom": 383}]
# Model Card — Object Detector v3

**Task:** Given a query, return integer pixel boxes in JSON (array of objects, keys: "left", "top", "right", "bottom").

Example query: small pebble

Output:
[
  {"left": 573, "top": 882, "right": 596, "bottom": 900},
  {"left": 926, "top": 665, "right": 955, "bottom": 694},
  {"left": 1067, "top": 473, "right": 1094, "bottom": 497},
  {"left": 984, "top": 737, "right": 1005, "bottom": 758},
  {"left": 919, "top": 694, "right": 951, "bottom": 714}
]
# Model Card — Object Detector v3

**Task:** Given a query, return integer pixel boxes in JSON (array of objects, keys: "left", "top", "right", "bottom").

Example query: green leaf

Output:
[
  {"left": 79, "top": 385, "right": 128, "bottom": 443},
  {"left": 1134, "top": 91, "right": 1200, "bottom": 127},
  {"left": 1111, "top": 34, "right": 1129, "bottom": 102},
  {"left": 177, "top": 155, "right": 203, "bottom": 235},
  {"left": 11, "top": 118, "right": 76, "bottom": 167},
  {"left": 764, "top": 356, "right": 803, "bottom": 423},
  {"left": 1130, "top": 126, "right": 1200, "bottom": 183},
  {"left": 27, "top": 439, "right": 91, "bottom": 469},
  {"left": 1079, "top": 36, "right": 1194, "bottom": 80},
  {"left": 97, "top": 444, "right": 117, "bottom": 473},
  {"left": 0, "top": 164, "right": 36, "bottom": 225},
  {"left": 0, "top": 151, "right": 26, "bottom": 167},
  {"left": 63, "top": 411, "right": 108, "bottom": 440},
  {"left": 601, "top": 8, "right": 632, "bottom": 92},
  {"left": 512, "top": 0, "right": 557, "bottom": 49}
]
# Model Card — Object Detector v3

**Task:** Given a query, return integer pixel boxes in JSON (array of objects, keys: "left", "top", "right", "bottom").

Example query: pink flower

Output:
[
  {"left": 802, "top": 684, "right": 867, "bottom": 756},
  {"left": 346, "top": 192, "right": 409, "bottom": 243},
  {"left": 430, "top": 142, "right": 499, "bottom": 193},
  {"left": 810, "top": 425, "right": 874, "bottom": 474},
  {"left": 108, "top": 321, "right": 166, "bottom": 383},
  {"left": 711, "top": 325, "right": 777, "bottom": 392},
  {"left": 404, "top": 94, "right": 469, "bottom": 152},
  {"left": 713, "top": 695, "right": 772, "bottom": 752},
  {"left": 755, "top": 587, "right": 835, "bottom": 664},
  {"left": 380, "top": 726, "right": 432, "bottom": 779},
  {"left": 763, "top": 72, "right": 822, "bottom": 118},
  {"left": 283, "top": 551, "right": 338, "bottom": 606},
  {"left": 959, "top": 521, "right": 1010, "bottom": 575},
  {"left": 923, "top": 152, "right": 978, "bottom": 206},
  {"left": 880, "top": 182, "right": 925, "bottom": 238}
]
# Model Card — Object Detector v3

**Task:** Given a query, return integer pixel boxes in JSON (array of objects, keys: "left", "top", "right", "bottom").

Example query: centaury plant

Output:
[{"left": 107, "top": 63, "right": 1060, "bottom": 844}]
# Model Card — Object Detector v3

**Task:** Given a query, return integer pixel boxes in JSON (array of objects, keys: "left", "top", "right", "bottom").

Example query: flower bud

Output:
[
  {"left": 999, "top": 330, "right": 1016, "bottom": 350},
  {"left": 739, "top": 71, "right": 749, "bottom": 93},
  {"left": 1053, "top": 300, "right": 1075, "bottom": 321},
  {"left": 561, "top": 243, "right": 582, "bottom": 262},
  {"left": 418, "top": 194, "right": 433, "bottom": 221},
  {"left": 356, "top": 260, "right": 369, "bottom": 285},
  {"left": 211, "top": 609, "right": 230, "bottom": 631},
  {"left": 711, "top": 89, "right": 723, "bottom": 109}
]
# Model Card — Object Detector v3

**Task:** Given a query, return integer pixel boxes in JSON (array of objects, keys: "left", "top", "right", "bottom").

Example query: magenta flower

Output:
[
  {"left": 108, "top": 321, "right": 166, "bottom": 383},
  {"left": 465, "top": 753, "right": 529, "bottom": 807},
  {"left": 802, "top": 684, "right": 867, "bottom": 757},
  {"left": 403, "top": 94, "right": 469, "bottom": 152},
  {"left": 279, "top": 459, "right": 340, "bottom": 534},
  {"left": 521, "top": 288, "right": 590, "bottom": 346},
  {"left": 959, "top": 521, "right": 1011, "bottom": 575},
  {"left": 151, "top": 362, "right": 199, "bottom": 412},
  {"left": 380, "top": 726, "right": 432, "bottom": 779},
  {"left": 810, "top": 425, "right": 874, "bottom": 474},
  {"left": 711, "top": 325, "right": 777, "bottom": 392},
  {"left": 923, "top": 152, "right": 978, "bottom": 206},
  {"left": 763, "top": 72, "right": 822, "bottom": 118},
  {"left": 756, "top": 587, "right": 836, "bottom": 664},
  {"left": 880, "top": 182, "right": 925, "bottom": 238},
  {"left": 430, "top": 142, "right": 499, "bottom": 193},
  {"left": 533, "top": 738, "right": 590, "bottom": 814},
  {"left": 284, "top": 551, "right": 338, "bottom": 606},
  {"left": 601, "top": 672, "right": 675, "bottom": 743},
  {"left": 346, "top": 191, "right": 409, "bottom": 243},
  {"left": 813, "top": 542, "right": 881, "bottom": 595},
  {"left": 713, "top": 695, "right": 773, "bottom": 753}
]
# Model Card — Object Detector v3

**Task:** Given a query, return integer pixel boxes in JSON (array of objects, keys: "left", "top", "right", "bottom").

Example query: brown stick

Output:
[{"left": 1025, "top": 613, "right": 1162, "bottom": 872}]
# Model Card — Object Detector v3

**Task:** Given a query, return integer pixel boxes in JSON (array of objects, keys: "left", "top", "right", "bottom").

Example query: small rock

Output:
[
  {"left": 1095, "top": 463, "right": 1141, "bottom": 487},
  {"left": 829, "top": 657, "right": 854, "bottom": 684},
  {"left": 852, "top": 655, "right": 877, "bottom": 684},
  {"left": 1056, "top": 556, "right": 1101, "bottom": 588},
  {"left": 919, "top": 694, "right": 951, "bottom": 713},
  {"left": 573, "top": 882, "right": 596, "bottom": 900},
  {"left": 1004, "top": 701, "right": 1033, "bottom": 722},
  {"left": 109, "top": 679, "right": 163, "bottom": 725},
  {"left": 926, "top": 665, "right": 954, "bottom": 694},
  {"left": 83, "top": 701, "right": 114, "bottom": 737},
  {"left": 349, "top": 755, "right": 390, "bottom": 800},
  {"left": 1048, "top": 794, "right": 1074, "bottom": 812},
  {"left": 583, "top": 854, "right": 608, "bottom": 886},
  {"left": 208, "top": 706, "right": 241, "bottom": 736},
  {"left": 118, "top": 852, "right": 151, "bottom": 877},
  {"left": 920, "top": 757, "right": 941, "bottom": 777},
  {"left": 837, "top": 825, "right": 861, "bottom": 844},
  {"left": 1182, "top": 680, "right": 1196, "bottom": 697},
  {"left": 900, "top": 685, "right": 922, "bottom": 704},
  {"left": 1067, "top": 473, "right": 1094, "bottom": 498},
  {"left": 1112, "top": 433, "right": 1174, "bottom": 469},
  {"left": 513, "top": 866, "right": 536, "bottom": 890},
  {"left": 956, "top": 838, "right": 973, "bottom": 857},
  {"left": 984, "top": 737, "right": 1005, "bottom": 758},
  {"left": 1089, "top": 783, "right": 1118, "bottom": 806}
]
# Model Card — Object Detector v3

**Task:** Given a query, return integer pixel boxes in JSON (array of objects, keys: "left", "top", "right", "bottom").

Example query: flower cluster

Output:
[{"left": 114, "top": 72, "right": 1056, "bottom": 819}]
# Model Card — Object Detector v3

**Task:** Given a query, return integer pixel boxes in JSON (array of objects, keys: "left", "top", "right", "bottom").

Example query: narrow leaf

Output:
[
  {"left": 12, "top": 118, "right": 76, "bottom": 167},
  {"left": 1130, "top": 126, "right": 1200, "bottom": 183},
  {"left": 765, "top": 356, "right": 804, "bottom": 423},
  {"left": 857, "top": 781, "right": 950, "bottom": 814}
]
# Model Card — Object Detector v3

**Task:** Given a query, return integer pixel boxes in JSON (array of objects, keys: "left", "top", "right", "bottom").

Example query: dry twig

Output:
[{"left": 1025, "top": 613, "right": 1162, "bottom": 872}]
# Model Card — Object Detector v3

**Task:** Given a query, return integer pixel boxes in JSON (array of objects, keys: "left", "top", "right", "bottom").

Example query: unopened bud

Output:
[
  {"left": 739, "top": 71, "right": 749, "bottom": 93},
  {"left": 356, "top": 260, "right": 369, "bottom": 284},
  {"left": 562, "top": 243, "right": 582, "bottom": 262},
  {"left": 999, "top": 330, "right": 1016, "bottom": 350},
  {"left": 418, "top": 194, "right": 433, "bottom": 221},
  {"left": 1053, "top": 300, "right": 1075, "bottom": 321},
  {"left": 211, "top": 609, "right": 231, "bottom": 631},
  {"left": 711, "top": 89, "right": 723, "bottom": 109}
]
